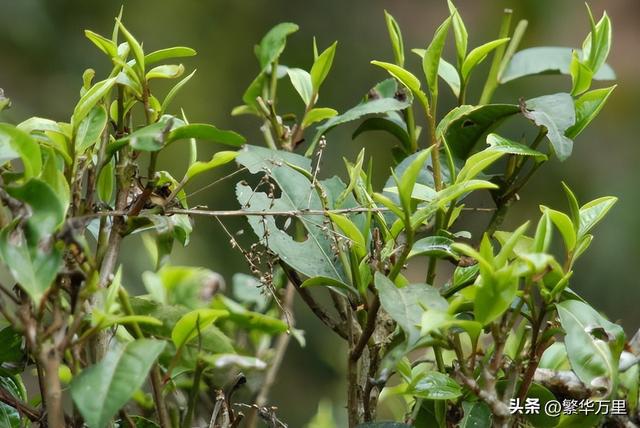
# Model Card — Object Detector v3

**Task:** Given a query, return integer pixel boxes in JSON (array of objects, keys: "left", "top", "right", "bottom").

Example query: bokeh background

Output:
[{"left": 1, "top": 0, "right": 638, "bottom": 425}]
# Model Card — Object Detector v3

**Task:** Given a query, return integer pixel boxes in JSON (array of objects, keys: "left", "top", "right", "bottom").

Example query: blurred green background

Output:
[{"left": 1, "top": 0, "right": 638, "bottom": 425}]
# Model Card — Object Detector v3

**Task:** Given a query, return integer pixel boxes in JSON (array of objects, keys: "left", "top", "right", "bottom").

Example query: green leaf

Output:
[
  {"left": 398, "top": 148, "right": 433, "bottom": 214},
  {"left": 72, "top": 77, "right": 117, "bottom": 130},
  {"left": 533, "top": 211, "right": 553, "bottom": 253},
  {"left": 561, "top": 182, "right": 581, "bottom": 230},
  {"left": 374, "top": 272, "right": 448, "bottom": 345},
  {"left": 461, "top": 38, "right": 510, "bottom": 81},
  {"left": 456, "top": 149, "right": 504, "bottom": 183},
  {"left": 412, "top": 50, "right": 460, "bottom": 98},
  {"left": 495, "top": 221, "right": 530, "bottom": 267},
  {"left": 256, "top": 22, "right": 299, "bottom": 69},
  {"left": 310, "top": 41, "right": 337, "bottom": 92},
  {"left": 76, "top": 105, "right": 107, "bottom": 152},
  {"left": 0, "top": 376, "right": 24, "bottom": 428},
  {"left": 97, "top": 157, "right": 115, "bottom": 203},
  {"left": 437, "top": 104, "right": 520, "bottom": 159},
  {"left": 302, "top": 107, "right": 338, "bottom": 128},
  {"left": 541, "top": 206, "right": 577, "bottom": 251},
  {"left": 570, "top": 50, "right": 593, "bottom": 96},
  {"left": 218, "top": 296, "right": 288, "bottom": 335},
  {"left": 0, "top": 89, "right": 11, "bottom": 112},
  {"left": 352, "top": 116, "right": 410, "bottom": 150},
  {"left": 161, "top": 69, "right": 196, "bottom": 114},
  {"left": 582, "top": 10, "right": 612, "bottom": 75},
  {"left": 459, "top": 401, "right": 491, "bottom": 428},
  {"left": 145, "top": 46, "right": 196, "bottom": 65},
  {"left": 474, "top": 268, "right": 518, "bottom": 325},
  {"left": 184, "top": 151, "right": 238, "bottom": 181},
  {"left": 409, "top": 236, "right": 457, "bottom": 260},
  {"left": 438, "top": 58, "right": 461, "bottom": 97},
  {"left": 371, "top": 61, "right": 428, "bottom": 109},
  {"left": 236, "top": 146, "right": 348, "bottom": 283},
  {"left": 410, "top": 371, "right": 462, "bottom": 400},
  {"left": 41, "top": 148, "right": 70, "bottom": 211},
  {"left": 6, "top": 178, "right": 66, "bottom": 241},
  {"left": 0, "top": 123, "right": 42, "bottom": 179},
  {"left": 557, "top": 299, "right": 624, "bottom": 391},
  {"left": 306, "top": 79, "right": 412, "bottom": 155},
  {"left": 85, "top": 30, "right": 118, "bottom": 58},
  {"left": 301, "top": 276, "right": 357, "bottom": 295},
  {"left": 384, "top": 10, "right": 404, "bottom": 66},
  {"left": 110, "top": 116, "right": 179, "bottom": 153},
  {"left": 578, "top": 196, "right": 617, "bottom": 239},
  {"left": 566, "top": 85, "right": 616, "bottom": 139},
  {"left": 0, "top": 327, "right": 24, "bottom": 365},
  {"left": 70, "top": 339, "right": 165, "bottom": 428},
  {"left": 171, "top": 309, "right": 229, "bottom": 349},
  {"left": 0, "top": 222, "right": 62, "bottom": 305},
  {"left": 328, "top": 213, "right": 366, "bottom": 259},
  {"left": 486, "top": 133, "right": 547, "bottom": 160},
  {"left": 422, "top": 17, "right": 452, "bottom": 100},
  {"left": 287, "top": 68, "right": 313, "bottom": 105},
  {"left": 447, "top": 1, "right": 468, "bottom": 66},
  {"left": 500, "top": 47, "right": 615, "bottom": 83},
  {"left": 145, "top": 64, "right": 184, "bottom": 80},
  {"left": 168, "top": 124, "right": 246, "bottom": 147},
  {"left": 129, "top": 298, "right": 235, "bottom": 354},
  {"left": 524, "top": 93, "right": 576, "bottom": 161},
  {"left": 116, "top": 19, "right": 145, "bottom": 77}
]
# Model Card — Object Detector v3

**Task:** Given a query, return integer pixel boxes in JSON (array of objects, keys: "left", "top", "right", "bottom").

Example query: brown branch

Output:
[
  {"left": 350, "top": 295, "right": 380, "bottom": 362},
  {"left": 283, "top": 265, "right": 348, "bottom": 340},
  {"left": 0, "top": 387, "right": 41, "bottom": 422},
  {"left": 245, "top": 283, "right": 295, "bottom": 428},
  {"left": 455, "top": 369, "right": 510, "bottom": 419}
]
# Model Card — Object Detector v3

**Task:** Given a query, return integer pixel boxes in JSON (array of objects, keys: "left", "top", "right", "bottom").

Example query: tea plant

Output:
[{"left": 0, "top": 2, "right": 635, "bottom": 428}]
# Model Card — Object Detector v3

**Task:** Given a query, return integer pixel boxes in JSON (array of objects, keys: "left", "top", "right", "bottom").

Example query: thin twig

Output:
[{"left": 245, "top": 283, "right": 295, "bottom": 428}]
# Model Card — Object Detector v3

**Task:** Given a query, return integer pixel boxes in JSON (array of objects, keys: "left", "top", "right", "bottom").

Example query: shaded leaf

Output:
[
  {"left": 437, "top": 104, "right": 520, "bottom": 159},
  {"left": 307, "top": 79, "right": 411, "bottom": 157},
  {"left": 70, "top": 339, "right": 165, "bottom": 428},
  {"left": 374, "top": 272, "right": 448, "bottom": 345}
]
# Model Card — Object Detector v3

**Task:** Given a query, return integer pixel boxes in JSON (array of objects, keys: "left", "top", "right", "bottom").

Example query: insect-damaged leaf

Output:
[{"left": 236, "top": 145, "right": 349, "bottom": 284}]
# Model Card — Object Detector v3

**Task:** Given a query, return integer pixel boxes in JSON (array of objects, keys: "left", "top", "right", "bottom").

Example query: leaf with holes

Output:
[{"left": 236, "top": 145, "right": 349, "bottom": 284}]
